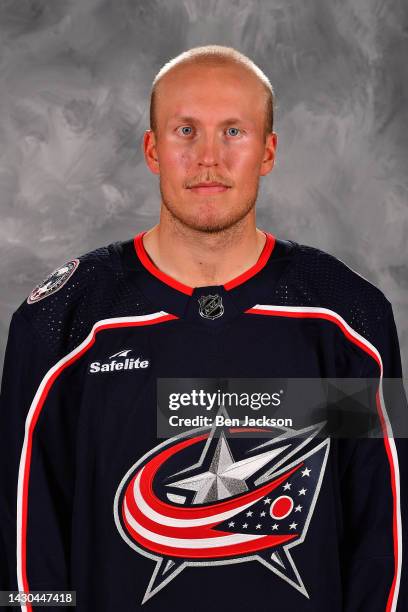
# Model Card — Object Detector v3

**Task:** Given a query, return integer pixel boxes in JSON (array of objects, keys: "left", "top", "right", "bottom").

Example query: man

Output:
[{"left": 0, "top": 45, "right": 406, "bottom": 611}]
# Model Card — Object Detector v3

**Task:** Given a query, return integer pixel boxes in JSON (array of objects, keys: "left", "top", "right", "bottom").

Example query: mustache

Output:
[{"left": 185, "top": 177, "right": 232, "bottom": 188}]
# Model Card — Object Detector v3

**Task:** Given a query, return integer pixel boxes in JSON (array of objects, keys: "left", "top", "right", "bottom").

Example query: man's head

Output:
[{"left": 143, "top": 45, "right": 277, "bottom": 234}]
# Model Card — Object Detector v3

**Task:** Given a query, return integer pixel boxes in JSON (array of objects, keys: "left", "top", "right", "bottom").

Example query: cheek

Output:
[
  {"left": 226, "top": 142, "right": 261, "bottom": 166},
  {"left": 162, "top": 148, "right": 193, "bottom": 175},
  {"left": 179, "top": 150, "right": 194, "bottom": 169},
  {"left": 236, "top": 150, "right": 263, "bottom": 178},
  {"left": 225, "top": 157, "right": 261, "bottom": 198}
]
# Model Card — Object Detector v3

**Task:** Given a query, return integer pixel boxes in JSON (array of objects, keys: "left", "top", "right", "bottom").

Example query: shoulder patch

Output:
[{"left": 27, "top": 259, "right": 80, "bottom": 304}]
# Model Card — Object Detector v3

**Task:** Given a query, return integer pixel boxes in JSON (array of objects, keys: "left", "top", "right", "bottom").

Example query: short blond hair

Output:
[{"left": 149, "top": 45, "right": 275, "bottom": 141}]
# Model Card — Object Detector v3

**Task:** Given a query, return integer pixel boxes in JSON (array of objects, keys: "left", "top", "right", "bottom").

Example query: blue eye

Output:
[
  {"left": 177, "top": 126, "right": 242, "bottom": 137},
  {"left": 179, "top": 126, "right": 193, "bottom": 136}
]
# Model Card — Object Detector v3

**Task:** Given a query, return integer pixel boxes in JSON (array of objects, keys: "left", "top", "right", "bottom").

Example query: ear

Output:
[
  {"left": 260, "top": 131, "right": 277, "bottom": 177},
  {"left": 143, "top": 129, "right": 160, "bottom": 176}
]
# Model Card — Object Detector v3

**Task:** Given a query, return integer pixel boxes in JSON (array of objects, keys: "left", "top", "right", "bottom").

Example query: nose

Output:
[{"left": 196, "top": 132, "right": 219, "bottom": 167}]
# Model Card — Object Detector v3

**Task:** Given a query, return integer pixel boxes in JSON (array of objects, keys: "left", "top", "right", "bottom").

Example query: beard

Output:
[{"left": 159, "top": 181, "right": 259, "bottom": 234}]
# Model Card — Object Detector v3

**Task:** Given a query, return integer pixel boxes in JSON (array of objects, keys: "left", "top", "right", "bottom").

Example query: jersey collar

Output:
[
  {"left": 133, "top": 230, "right": 275, "bottom": 296},
  {"left": 122, "top": 230, "right": 295, "bottom": 327}
]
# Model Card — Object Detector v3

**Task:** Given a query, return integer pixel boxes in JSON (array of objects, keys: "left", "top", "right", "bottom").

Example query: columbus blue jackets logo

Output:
[
  {"left": 27, "top": 259, "right": 79, "bottom": 304},
  {"left": 114, "top": 409, "right": 330, "bottom": 604},
  {"left": 198, "top": 294, "right": 224, "bottom": 319}
]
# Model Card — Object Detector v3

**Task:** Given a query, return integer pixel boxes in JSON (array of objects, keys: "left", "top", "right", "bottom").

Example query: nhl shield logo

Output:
[{"left": 198, "top": 294, "right": 224, "bottom": 320}]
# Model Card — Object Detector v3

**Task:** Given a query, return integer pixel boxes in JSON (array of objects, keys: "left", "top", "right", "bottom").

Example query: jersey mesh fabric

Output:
[
  {"left": 272, "top": 243, "right": 387, "bottom": 343},
  {"left": 18, "top": 243, "right": 157, "bottom": 360}
]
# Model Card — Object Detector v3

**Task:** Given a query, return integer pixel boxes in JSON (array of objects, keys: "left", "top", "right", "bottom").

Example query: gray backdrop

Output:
[{"left": 0, "top": 0, "right": 407, "bottom": 380}]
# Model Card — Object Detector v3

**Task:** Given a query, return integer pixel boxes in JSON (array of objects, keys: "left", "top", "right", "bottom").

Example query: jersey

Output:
[{"left": 0, "top": 230, "right": 407, "bottom": 611}]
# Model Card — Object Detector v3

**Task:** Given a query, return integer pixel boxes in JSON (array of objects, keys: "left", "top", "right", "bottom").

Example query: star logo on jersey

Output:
[
  {"left": 27, "top": 259, "right": 80, "bottom": 304},
  {"left": 198, "top": 294, "right": 224, "bottom": 319},
  {"left": 114, "top": 408, "right": 330, "bottom": 604}
]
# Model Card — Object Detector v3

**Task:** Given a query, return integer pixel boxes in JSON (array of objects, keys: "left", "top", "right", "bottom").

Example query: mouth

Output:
[{"left": 188, "top": 183, "right": 231, "bottom": 195}]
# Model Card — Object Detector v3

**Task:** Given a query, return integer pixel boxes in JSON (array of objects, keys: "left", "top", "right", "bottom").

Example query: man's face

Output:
[{"left": 144, "top": 63, "right": 277, "bottom": 233}]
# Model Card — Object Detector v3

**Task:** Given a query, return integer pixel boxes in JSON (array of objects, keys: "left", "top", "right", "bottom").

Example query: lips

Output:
[{"left": 188, "top": 182, "right": 231, "bottom": 194}]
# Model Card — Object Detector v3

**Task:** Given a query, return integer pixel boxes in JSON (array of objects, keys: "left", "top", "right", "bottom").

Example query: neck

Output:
[{"left": 141, "top": 215, "right": 267, "bottom": 288}]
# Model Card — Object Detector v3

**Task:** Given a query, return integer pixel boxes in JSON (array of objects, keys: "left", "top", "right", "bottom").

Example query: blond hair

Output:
[{"left": 149, "top": 45, "right": 275, "bottom": 141}]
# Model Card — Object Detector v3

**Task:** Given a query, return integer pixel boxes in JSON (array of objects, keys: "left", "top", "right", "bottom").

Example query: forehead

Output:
[{"left": 156, "top": 63, "right": 266, "bottom": 127}]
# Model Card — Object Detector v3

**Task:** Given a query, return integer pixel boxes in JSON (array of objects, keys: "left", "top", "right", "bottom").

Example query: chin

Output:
[
  {"left": 162, "top": 192, "right": 257, "bottom": 233},
  {"left": 177, "top": 213, "right": 247, "bottom": 234}
]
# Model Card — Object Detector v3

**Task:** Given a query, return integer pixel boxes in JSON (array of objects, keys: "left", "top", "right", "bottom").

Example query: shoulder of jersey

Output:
[
  {"left": 13, "top": 239, "right": 151, "bottom": 359},
  {"left": 282, "top": 240, "right": 390, "bottom": 342},
  {"left": 19, "top": 242, "right": 118, "bottom": 316}
]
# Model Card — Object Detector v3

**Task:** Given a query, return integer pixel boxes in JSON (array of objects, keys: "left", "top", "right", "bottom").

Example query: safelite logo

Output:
[{"left": 89, "top": 349, "right": 150, "bottom": 374}]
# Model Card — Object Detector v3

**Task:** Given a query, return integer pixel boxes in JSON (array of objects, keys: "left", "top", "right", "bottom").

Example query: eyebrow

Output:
[{"left": 171, "top": 115, "right": 250, "bottom": 126}]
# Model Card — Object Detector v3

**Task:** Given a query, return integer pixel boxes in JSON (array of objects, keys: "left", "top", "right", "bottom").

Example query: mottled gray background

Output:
[{"left": 0, "top": 0, "right": 407, "bottom": 380}]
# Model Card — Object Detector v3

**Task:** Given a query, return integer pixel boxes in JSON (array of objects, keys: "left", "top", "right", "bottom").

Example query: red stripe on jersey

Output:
[
  {"left": 245, "top": 305, "right": 400, "bottom": 612},
  {"left": 18, "top": 313, "right": 177, "bottom": 612}
]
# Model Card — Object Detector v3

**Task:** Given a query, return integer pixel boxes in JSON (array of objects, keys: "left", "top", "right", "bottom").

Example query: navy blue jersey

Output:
[{"left": 0, "top": 230, "right": 406, "bottom": 611}]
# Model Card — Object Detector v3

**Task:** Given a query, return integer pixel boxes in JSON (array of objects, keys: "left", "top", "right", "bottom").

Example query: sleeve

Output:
[
  {"left": 340, "top": 301, "right": 408, "bottom": 611},
  {"left": 0, "top": 310, "right": 76, "bottom": 609}
]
